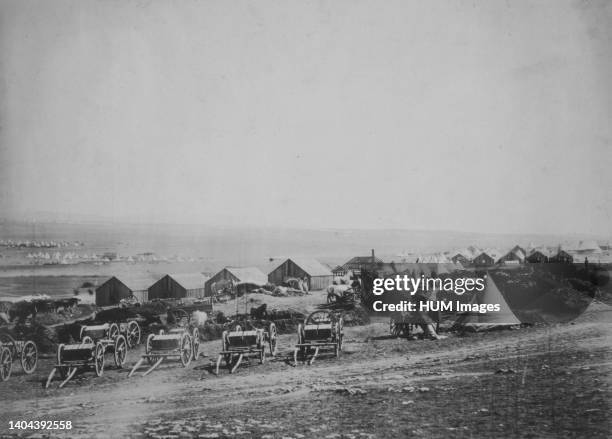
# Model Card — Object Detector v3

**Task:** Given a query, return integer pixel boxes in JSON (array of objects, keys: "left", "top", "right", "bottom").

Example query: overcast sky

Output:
[{"left": 0, "top": 0, "right": 610, "bottom": 235}]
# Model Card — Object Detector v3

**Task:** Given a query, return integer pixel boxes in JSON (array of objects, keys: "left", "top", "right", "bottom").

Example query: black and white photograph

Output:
[{"left": 0, "top": 0, "right": 611, "bottom": 437}]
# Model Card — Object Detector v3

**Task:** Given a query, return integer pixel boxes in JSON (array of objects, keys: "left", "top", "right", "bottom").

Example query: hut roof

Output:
[
  {"left": 167, "top": 273, "right": 209, "bottom": 290},
  {"left": 275, "top": 258, "right": 332, "bottom": 277},
  {"left": 224, "top": 267, "right": 268, "bottom": 285},
  {"left": 97, "top": 275, "right": 155, "bottom": 292},
  {"left": 343, "top": 256, "right": 384, "bottom": 269}
]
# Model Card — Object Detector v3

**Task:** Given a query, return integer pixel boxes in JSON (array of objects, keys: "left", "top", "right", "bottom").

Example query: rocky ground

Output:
[{"left": 0, "top": 301, "right": 610, "bottom": 439}]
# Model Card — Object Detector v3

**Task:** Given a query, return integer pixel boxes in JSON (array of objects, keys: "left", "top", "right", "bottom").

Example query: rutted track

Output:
[{"left": 0, "top": 307, "right": 611, "bottom": 438}]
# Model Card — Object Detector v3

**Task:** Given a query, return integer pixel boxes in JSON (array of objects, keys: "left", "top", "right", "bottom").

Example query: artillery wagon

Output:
[
  {"left": 128, "top": 308, "right": 200, "bottom": 377},
  {"left": 215, "top": 321, "right": 277, "bottom": 375},
  {"left": 45, "top": 339, "right": 106, "bottom": 388},
  {"left": 0, "top": 332, "right": 38, "bottom": 382},
  {"left": 294, "top": 310, "right": 343, "bottom": 365},
  {"left": 44, "top": 321, "right": 137, "bottom": 388},
  {"left": 79, "top": 322, "right": 133, "bottom": 369}
]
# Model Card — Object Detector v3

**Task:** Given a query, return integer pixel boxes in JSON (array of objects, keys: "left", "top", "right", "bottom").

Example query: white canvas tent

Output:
[{"left": 452, "top": 274, "right": 521, "bottom": 330}]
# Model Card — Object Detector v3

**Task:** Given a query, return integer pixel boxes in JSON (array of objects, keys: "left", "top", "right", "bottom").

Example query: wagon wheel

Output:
[
  {"left": 126, "top": 321, "right": 141, "bottom": 348},
  {"left": 20, "top": 340, "right": 38, "bottom": 374},
  {"left": 191, "top": 328, "right": 200, "bottom": 360},
  {"left": 390, "top": 318, "right": 401, "bottom": 338},
  {"left": 113, "top": 335, "right": 127, "bottom": 368},
  {"left": 180, "top": 334, "right": 192, "bottom": 367},
  {"left": 0, "top": 332, "right": 17, "bottom": 360},
  {"left": 145, "top": 334, "right": 156, "bottom": 365},
  {"left": 268, "top": 323, "right": 278, "bottom": 357},
  {"left": 0, "top": 347, "right": 12, "bottom": 382},
  {"left": 108, "top": 323, "right": 119, "bottom": 340},
  {"left": 94, "top": 342, "right": 105, "bottom": 377}
]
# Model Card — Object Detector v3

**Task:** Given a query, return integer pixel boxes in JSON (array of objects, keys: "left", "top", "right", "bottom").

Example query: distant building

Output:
[
  {"left": 473, "top": 249, "right": 502, "bottom": 267},
  {"left": 95, "top": 276, "right": 153, "bottom": 306},
  {"left": 451, "top": 251, "right": 472, "bottom": 265},
  {"left": 526, "top": 248, "right": 554, "bottom": 264},
  {"left": 498, "top": 247, "right": 526, "bottom": 264},
  {"left": 551, "top": 249, "right": 574, "bottom": 264},
  {"left": 342, "top": 256, "right": 384, "bottom": 273},
  {"left": 268, "top": 258, "right": 333, "bottom": 291},
  {"left": 148, "top": 273, "right": 209, "bottom": 300},
  {"left": 331, "top": 265, "right": 348, "bottom": 277},
  {"left": 204, "top": 267, "right": 268, "bottom": 297}
]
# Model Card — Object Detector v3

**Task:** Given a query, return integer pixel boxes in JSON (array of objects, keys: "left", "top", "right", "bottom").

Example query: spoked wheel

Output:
[
  {"left": 390, "top": 319, "right": 402, "bottom": 338},
  {"left": 191, "top": 328, "right": 200, "bottom": 360},
  {"left": 94, "top": 342, "right": 105, "bottom": 377},
  {"left": 108, "top": 323, "right": 119, "bottom": 341},
  {"left": 268, "top": 323, "right": 278, "bottom": 357},
  {"left": 180, "top": 334, "right": 193, "bottom": 367},
  {"left": 20, "top": 340, "right": 38, "bottom": 374},
  {"left": 113, "top": 335, "right": 127, "bottom": 368},
  {"left": 0, "top": 347, "right": 12, "bottom": 381},
  {"left": 145, "top": 334, "right": 156, "bottom": 365},
  {"left": 126, "top": 321, "right": 141, "bottom": 348},
  {"left": 0, "top": 332, "right": 17, "bottom": 360}
]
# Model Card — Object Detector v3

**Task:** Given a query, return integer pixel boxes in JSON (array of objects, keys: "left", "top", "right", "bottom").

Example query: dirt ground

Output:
[{"left": 0, "top": 301, "right": 610, "bottom": 439}]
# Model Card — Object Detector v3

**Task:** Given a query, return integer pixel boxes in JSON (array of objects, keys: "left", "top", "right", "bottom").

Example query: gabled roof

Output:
[
  {"left": 167, "top": 273, "right": 209, "bottom": 290},
  {"left": 419, "top": 253, "right": 450, "bottom": 263},
  {"left": 500, "top": 247, "right": 526, "bottom": 261},
  {"left": 475, "top": 249, "right": 503, "bottom": 261},
  {"left": 224, "top": 267, "right": 268, "bottom": 285},
  {"left": 343, "top": 256, "right": 384, "bottom": 269},
  {"left": 273, "top": 257, "right": 333, "bottom": 277},
  {"left": 529, "top": 247, "right": 555, "bottom": 258},
  {"left": 452, "top": 248, "right": 474, "bottom": 259},
  {"left": 97, "top": 275, "right": 155, "bottom": 292}
]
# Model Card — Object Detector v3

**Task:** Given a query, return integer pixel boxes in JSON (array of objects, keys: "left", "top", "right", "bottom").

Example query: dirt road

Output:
[{"left": 1, "top": 304, "right": 610, "bottom": 438}]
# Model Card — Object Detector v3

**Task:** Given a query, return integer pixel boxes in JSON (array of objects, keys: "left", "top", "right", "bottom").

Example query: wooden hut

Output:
[
  {"left": 204, "top": 267, "right": 268, "bottom": 297},
  {"left": 267, "top": 258, "right": 333, "bottom": 291},
  {"left": 148, "top": 273, "right": 209, "bottom": 300},
  {"left": 95, "top": 276, "right": 153, "bottom": 306}
]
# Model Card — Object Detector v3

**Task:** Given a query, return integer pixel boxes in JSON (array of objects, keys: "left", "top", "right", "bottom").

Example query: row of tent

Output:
[
  {"left": 451, "top": 240, "right": 611, "bottom": 266},
  {"left": 94, "top": 257, "right": 335, "bottom": 306}
]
